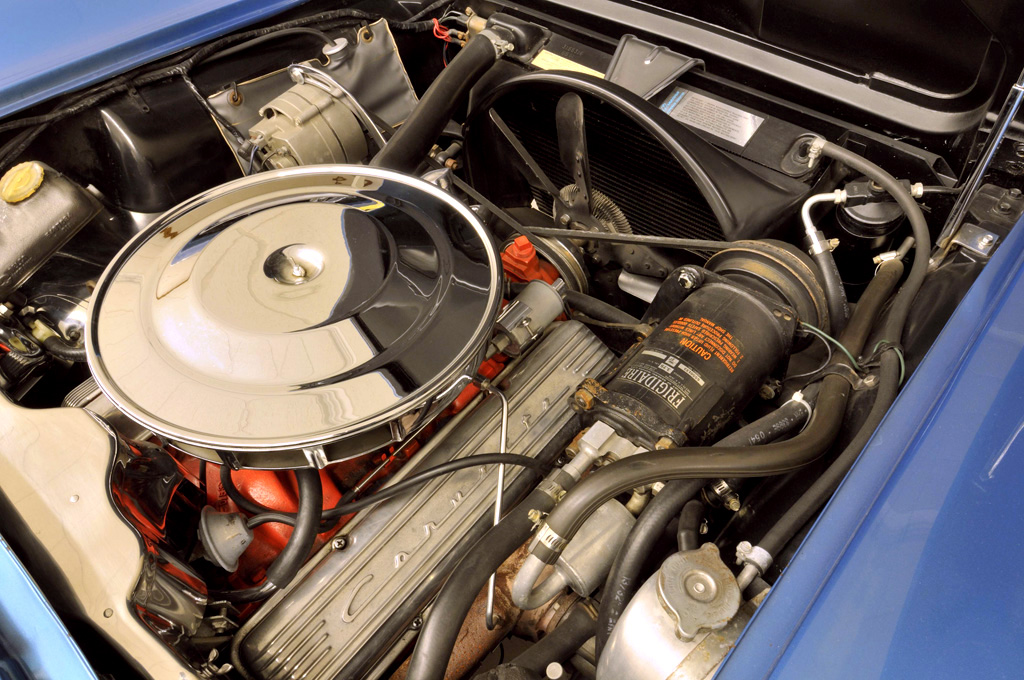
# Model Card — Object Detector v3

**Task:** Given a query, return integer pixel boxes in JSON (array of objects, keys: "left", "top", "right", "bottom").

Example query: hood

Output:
[
  {"left": 0, "top": 0, "right": 308, "bottom": 118},
  {"left": 635, "top": 0, "right": 1024, "bottom": 115}
]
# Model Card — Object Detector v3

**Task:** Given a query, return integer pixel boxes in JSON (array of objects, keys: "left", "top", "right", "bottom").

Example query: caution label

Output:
[{"left": 664, "top": 317, "right": 744, "bottom": 373}]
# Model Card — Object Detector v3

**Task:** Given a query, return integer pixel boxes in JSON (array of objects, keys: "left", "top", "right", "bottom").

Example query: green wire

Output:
[
  {"left": 799, "top": 322, "right": 863, "bottom": 371},
  {"left": 873, "top": 340, "right": 907, "bottom": 385}
]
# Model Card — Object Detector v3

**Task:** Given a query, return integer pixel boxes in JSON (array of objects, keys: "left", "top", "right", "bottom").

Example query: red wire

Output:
[{"left": 432, "top": 18, "right": 451, "bottom": 42}]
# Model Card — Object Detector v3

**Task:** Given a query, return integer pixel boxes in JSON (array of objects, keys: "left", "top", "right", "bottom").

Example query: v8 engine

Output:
[{"left": 0, "top": 2, "right": 1019, "bottom": 680}]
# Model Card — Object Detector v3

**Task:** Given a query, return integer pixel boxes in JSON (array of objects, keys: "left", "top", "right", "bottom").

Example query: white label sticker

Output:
[{"left": 661, "top": 88, "right": 764, "bottom": 147}]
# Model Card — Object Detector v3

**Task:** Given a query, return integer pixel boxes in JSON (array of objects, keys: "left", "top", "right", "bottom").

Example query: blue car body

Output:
[{"left": 1, "top": 2, "right": 1021, "bottom": 679}]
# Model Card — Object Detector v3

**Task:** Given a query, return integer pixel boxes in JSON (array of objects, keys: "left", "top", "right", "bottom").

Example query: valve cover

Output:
[{"left": 86, "top": 166, "right": 501, "bottom": 468}]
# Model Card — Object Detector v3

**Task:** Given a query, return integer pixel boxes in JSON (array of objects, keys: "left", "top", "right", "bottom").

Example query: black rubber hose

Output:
[
  {"left": 219, "top": 464, "right": 266, "bottom": 516},
  {"left": 208, "top": 470, "right": 322, "bottom": 603},
  {"left": 758, "top": 259, "right": 905, "bottom": 556},
  {"left": 759, "top": 352, "right": 900, "bottom": 557},
  {"left": 811, "top": 248, "right": 849, "bottom": 336},
  {"left": 507, "top": 282, "right": 641, "bottom": 326},
  {"left": 712, "top": 383, "right": 820, "bottom": 448},
  {"left": 818, "top": 141, "right": 930, "bottom": 344},
  {"left": 42, "top": 336, "right": 87, "bottom": 362},
  {"left": 506, "top": 604, "right": 596, "bottom": 674},
  {"left": 321, "top": 454, "right": 550, "bottom": 520},
  {"left": 264, "top": 469, "right": 322, "bottom": 588},
  {"left": 218, "top": 454, "right": 550, "bottom": 521},
  {"left": 405, "top": 487, "right": 559, "bottom": 680},
  {"left": 536, "top": 251, "right": 902, "bottom": 556},
  {"left": 371, "top": 31, "right": 503, "bottom": 173},
  {"left": 677, "top": 499, "right": 705, "bottom": 553},
  {"left": 594, "top": 479, "right": 705, "bottom": 658},
  {"left": 247, "top": 512, "right": 297, "bottom": 529},
  {"left": 566, "top": 289, "right": 642, "bottom": 325}
]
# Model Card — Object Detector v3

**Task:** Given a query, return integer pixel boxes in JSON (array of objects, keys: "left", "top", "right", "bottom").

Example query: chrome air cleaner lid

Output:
[{"left": 86, "top": 166, "right": 500, "bottom": 468}]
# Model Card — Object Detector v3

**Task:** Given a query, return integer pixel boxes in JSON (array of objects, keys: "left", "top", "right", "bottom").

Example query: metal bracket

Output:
[
  {"left": 605, "top": 34, "right": 704, "bottom": 100},
  {"left": 287, "top": 63, "right": 388, "bottom": 150},
  {"left": 951, "top": 223, "right": 999, "bottom": 257},
  {"left": 302, "top": 445, "right": 329, "bottom": 469}
]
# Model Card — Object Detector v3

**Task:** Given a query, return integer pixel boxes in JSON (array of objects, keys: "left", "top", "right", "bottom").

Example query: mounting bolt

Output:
[
  {"left": 573, "top": 389, "right": 594, "bottom": 410},
  {"left": 980, "top": 234, "right": 995, "bottom": 247},
  {"left": 998, "top": 201, "right": 1013, "bottom": 214},
  {"left": 654, "top": 436, "right": 674, "bottom": 450},
  {"left": 332, "top": 536, "right": 348, "bottom": 551},
  {"left": 678, "top": 269, "right": 698, "bottom": 289},
  {"left": 559, "top": 213, "right": 571, "bottom": 226},
  {"left": 863, "top": 374, "right": 879, "bottom": 387},
  {"left": 759, "top": 385, "right": 776, "bottom": 400},
  {"left": 410, "top": 616, "right": 423, "bottom": 630}
]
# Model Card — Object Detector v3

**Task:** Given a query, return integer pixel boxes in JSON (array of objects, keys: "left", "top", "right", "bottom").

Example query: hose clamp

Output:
[
  {"left": 530, "top": 524, "right": 569, "bottom": 564},
  {"left": 480, "top": 28, "right": 515, "bottom": 56},
  {"left": 536, "top": 476, "right": 567, "bottom": 503},
  {"left": 806, "top": 229, "right": 830, "bottom": 256},
  {"left": 735, "top": 541, "right": 772, "bottom": 575},
  {"left": 534, "top": 524, "right": 568, "bottom": 552},
  {"left": 785, "top": 390, "right": 813, "bottom": 432}
]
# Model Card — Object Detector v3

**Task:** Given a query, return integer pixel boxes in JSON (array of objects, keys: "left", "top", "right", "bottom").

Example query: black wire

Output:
[
  {"left": 204, "top": 27, "right": 334, "bottom": 63},
  {"left": 247, "top": 511, "right": 298, "bottom": 528},
  {"left": 219, "top": 453, "right": 552, "bottom": 522},
  {"left": 407, "top": 0, "right": 453, "bottom": 22},
  {"left": 920, "top": 185, "right": 962, "bottom": 195}
]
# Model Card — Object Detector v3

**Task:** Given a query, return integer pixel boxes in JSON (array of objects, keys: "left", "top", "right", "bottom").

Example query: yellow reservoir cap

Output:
[{"left": 0, "top": 161, "right": 45, "bottom": 203}]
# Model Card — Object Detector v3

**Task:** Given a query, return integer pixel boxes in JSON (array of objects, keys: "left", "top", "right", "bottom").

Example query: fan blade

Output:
[
  {"left": 555, "top": 92, "right": 593, "bottom": 214},
  {"left": 488, "top": 108, "right": 565, "bottom": 200}
]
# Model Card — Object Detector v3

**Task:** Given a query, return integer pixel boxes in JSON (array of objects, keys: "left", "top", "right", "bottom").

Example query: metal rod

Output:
[
  {"left": 521, "top": 227, "right": 730, "bottom": 251},
  {"left": 935, "top": 66, "right": 1024, "bottom": 252},
  {"left": 450, "top": 174, "right": 729, "bottom": 254},
  {"left": 482, "top": 384, "right": 510, "bottom": 630}
]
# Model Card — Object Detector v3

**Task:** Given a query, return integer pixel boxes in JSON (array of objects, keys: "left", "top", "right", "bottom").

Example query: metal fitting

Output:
[
  {"left": 806, "top": 137, "right": 826, "bottom": 167},
  {"left": 735, "top": 541, "right": 772, "bottom": 590}
]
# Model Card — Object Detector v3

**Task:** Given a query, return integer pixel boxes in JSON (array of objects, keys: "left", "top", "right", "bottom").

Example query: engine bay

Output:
[{"left": 1, "top": 2, "right": 1022, "bottom": 679}]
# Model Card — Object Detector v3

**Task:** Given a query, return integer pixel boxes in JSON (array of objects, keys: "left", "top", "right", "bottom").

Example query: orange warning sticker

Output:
[{"left": 664, "top": 317, "right": 744, "bottom": 373}]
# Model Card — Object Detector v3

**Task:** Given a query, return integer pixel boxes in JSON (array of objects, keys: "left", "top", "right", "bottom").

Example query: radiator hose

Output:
[
  {"left": 371, "top": 28, "right": 512, "bottom": 173},
  {"left": 404, "top": 486, "right": 560, "bottom": 680},
  {"left": 594, "top": 479, "right": 705, "bottom": 657}
]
